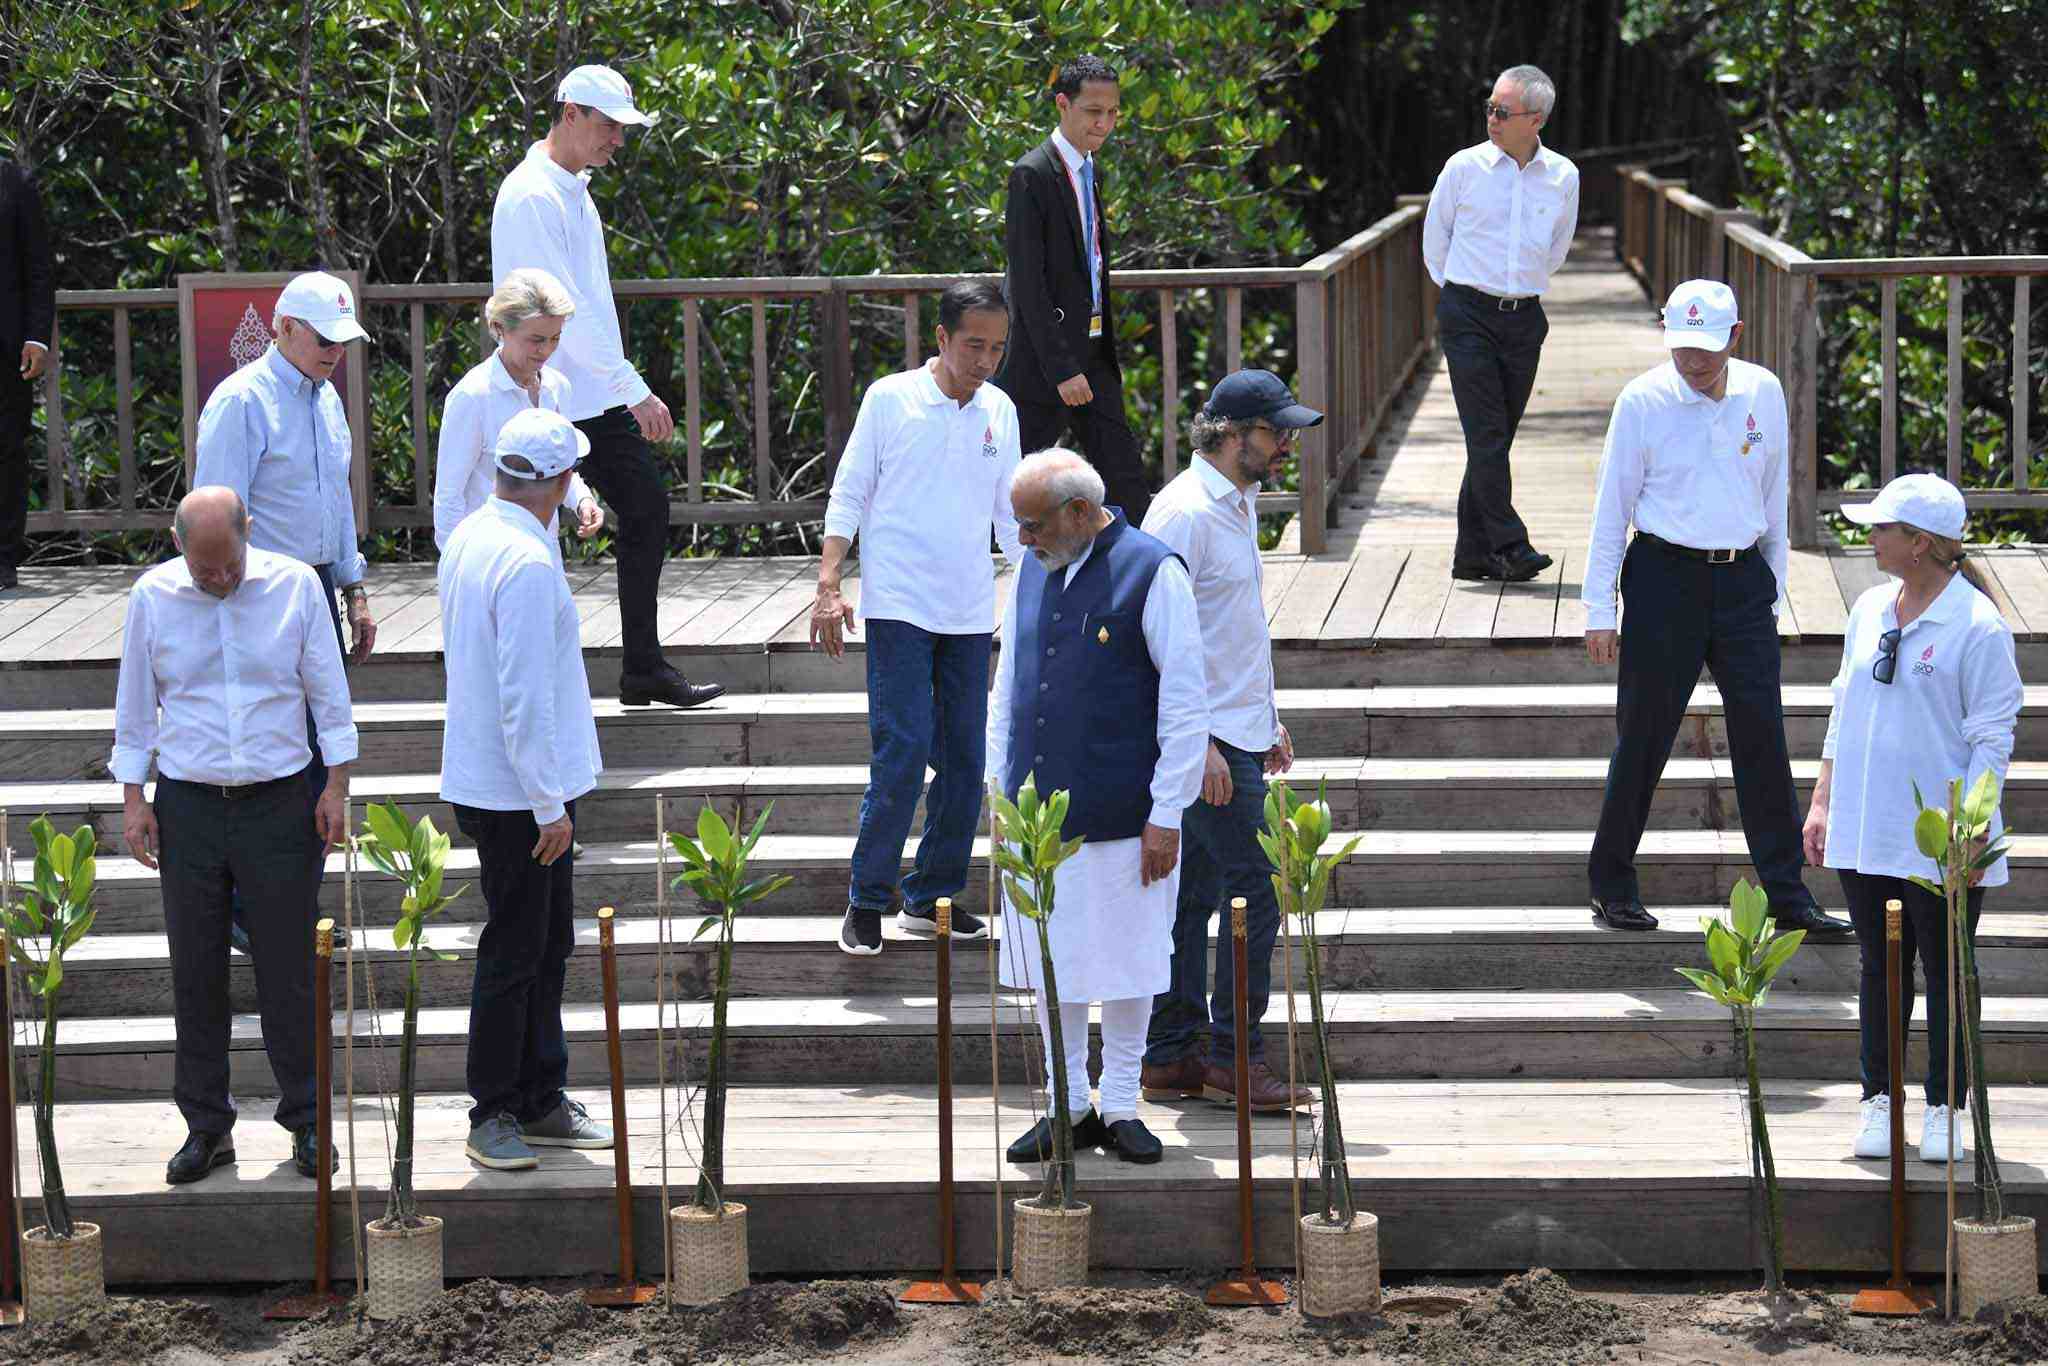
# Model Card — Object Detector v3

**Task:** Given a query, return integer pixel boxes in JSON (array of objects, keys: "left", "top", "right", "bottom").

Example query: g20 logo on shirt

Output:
[
  {"left": 980, "top": 424, "right": 1000, "bottom": 460},
  {"left": 1912, "top": 643, "right": 1936, "bottom": 677}
]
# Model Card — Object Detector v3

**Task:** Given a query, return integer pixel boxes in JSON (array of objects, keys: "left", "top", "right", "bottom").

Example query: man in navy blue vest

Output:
[{"left": 989, "top": 449, "right": 1208, "bottom": 1166}]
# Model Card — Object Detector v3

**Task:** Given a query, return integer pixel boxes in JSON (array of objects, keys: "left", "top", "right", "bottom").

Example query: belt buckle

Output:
[
  {"left": 1497, "top": 295, "right": 1519, "bottom": 312},
  {"left": 1707, "top": 548, "right": 1737, "bottom": 565},
  {"left": 217, "top": 783, "right": 235, "bottom": 800}
]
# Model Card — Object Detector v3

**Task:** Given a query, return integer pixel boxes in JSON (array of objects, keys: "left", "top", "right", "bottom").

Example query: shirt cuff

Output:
[
  {"left": 317, "top": 731, "right": 361, "bottom": 767},
  {"left": 109, "top": 749, "right": 152, "bottom": 785},
  {"left": 1147, "top": 802, "right": 1183, "bottom": 831},
  {"left": 1584, "top": 601, "right": 1618, "bottom": 631},
  {"left": 534, "top": 800, "right": 567, "bottom": 826},
  {"left": 618, "top": 375, "right": 653, "bottom": 409},
  {"left": 22, "top": 341, "right": 47, "bottom": 354}
]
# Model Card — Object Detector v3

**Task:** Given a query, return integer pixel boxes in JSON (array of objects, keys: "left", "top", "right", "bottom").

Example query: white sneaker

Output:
[
  {"left": 1920, "top": 1104, "right": 1966, "bottom": 1163},
  {"left": 1853, "top": 1094, "right": 1890, "bottom": 1159}
]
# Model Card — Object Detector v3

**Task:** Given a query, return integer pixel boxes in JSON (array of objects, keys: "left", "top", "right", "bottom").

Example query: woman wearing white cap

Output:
[
  {"left": 433, "top": 268, "right": 603, "bottom": 551},
  {"left": 1802, "top": 473, "right": 2022, "bottom": 1163}
]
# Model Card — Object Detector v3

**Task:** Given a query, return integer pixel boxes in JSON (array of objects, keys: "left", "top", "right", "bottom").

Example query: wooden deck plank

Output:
[
  {"left": 1783, "top": 548, "right": 1849, "bottom": 639},
  {"left": 2, "top": 570, "right": 142, "bottom": 663},
  {"left": 673, "top": 560, "right": 811, "bottom": 650},
  {"left": 1828, "top": 546, "right": 1888, "bottom": 610},
  {"left": 1372, "top": 545, "right": 1455, "bottom": 642},
  {"left": 1437, "top": 574, "right": 1503, "bottom": 641},
  {"left": 1981, "top": 548, "right": 2048, "bottom": 642},
  {"left": 1265, "top": 554, "right": 1353, "bottom": 642},
  {"left": 1260, "top": 556, "right": 1308, "bottom": 624},
  {"left": 1491, "top": 551, "right": 1565, "bottom": 642},
  {"left": 1315, "top": 547, "right": 1409, "bottom": 646}
]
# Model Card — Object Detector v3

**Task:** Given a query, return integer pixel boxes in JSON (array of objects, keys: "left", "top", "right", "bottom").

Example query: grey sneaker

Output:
[
  {"left": 465, "top": 1113, "right": 539, "bottom": 1170},
  {"left": 521, "top": 1097, "right": 612, "bottom": 1149}
]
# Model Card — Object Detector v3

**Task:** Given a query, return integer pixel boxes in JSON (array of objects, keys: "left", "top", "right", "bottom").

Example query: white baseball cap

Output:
[
  {"left": 1838, "top": 472, "right": 1967, "bottom": 539},
  {"left": 557, "top": 64, "right": 656, "bottom": 126},
  {"left": 1662, "top": 279, "right": 1739, "bottom": 352},
  {"left": 276, "top": 271, "right": 369, "bottom": 344},
  {"left": 494, "top": 408, "right": 591, "bottom": 480}
]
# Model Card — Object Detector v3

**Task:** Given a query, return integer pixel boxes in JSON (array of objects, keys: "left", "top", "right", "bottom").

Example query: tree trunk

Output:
[
  {"left": 1036, "top": 927, "right": 1076, "bottom": 1210},
  {"left": 36, "top": 994, "right": 69, "bottom": 1239},
  {"left": 391, "top": 949, "right": 420, "bottom": 1224},
  {"left": 1954, "top": 882, "right": 2003, "bottom": 1221},
  {"left": 1303, "top": 929, "right": 1352, "bottom": 1223},
  {"left": 296, "top": 0, "right": 338, "bottom": 266},
  {"left": 695, "top": 922, "right": 734, "bottom": 1211},
  {"left": 1742, "top": 1007, "right": 1786, "bottom": 1297},
  {"left": 179, "top": 3, "right": 242, "bottom": 271}
]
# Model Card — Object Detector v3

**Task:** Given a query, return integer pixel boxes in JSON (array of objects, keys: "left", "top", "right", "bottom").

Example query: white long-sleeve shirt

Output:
[
  {"left": 490, "top": 143, "right": 648, "bottom": 421},
  {"left": 1581, "top": 358, "right": 1791, "bottom": 631},
  {"left": 111, "top": 548, "right": 358, "bottom": 786},
  {"left": 437, "top": 498, "right": 602, "bottom": 823},
  {"left": 194, "top": 346, "right": 366, "bottom": 587},
  {"left": 433, "top": 351, "right": 594, "bottom": 551},
  {"left": 1821, "top": 574, "right": 2023, "bottom": 885},
  {"left": 986, "top": 541, "right": 1207, "bottom": 831},
  {"left": 1141, "top": 458, "right": 1277, "bottom": 752},
  {"left": 1422, "top": 140, "right": 1579, "bottom": 298},
  {"left": 822, "top": 362, "right": 1025, "bottom": 635}
]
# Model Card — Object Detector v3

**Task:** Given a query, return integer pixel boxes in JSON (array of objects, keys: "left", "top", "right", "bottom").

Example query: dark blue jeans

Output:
[
  {"left": 847, "top": 619, "right": 990, "bottom": 913},
  {"left": 1145, "top": 740, "right": 1278, "bottom": 1065},
  {"left": 1843, "top": 868, "right": 1984, "bottom": 1108}
]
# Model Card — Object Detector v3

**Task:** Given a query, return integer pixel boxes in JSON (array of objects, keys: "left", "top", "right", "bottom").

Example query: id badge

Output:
[{"left": 1088, "top": 313, "right": 1103, "bottom": 339}]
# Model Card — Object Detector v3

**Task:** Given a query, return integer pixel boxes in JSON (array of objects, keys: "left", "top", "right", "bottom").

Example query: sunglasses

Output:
[
  {"left": 1485, "top": 102, "right": 1539, "bottom": 121},
  {"left": 1873, "top": 627, "right": 1902, "bottom": 685}
]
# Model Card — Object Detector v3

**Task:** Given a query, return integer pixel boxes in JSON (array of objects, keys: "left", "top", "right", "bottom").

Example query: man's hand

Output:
[
  {"left": 315, "top": 776, "right": 349, "bottom": 855},
  {"left": 346, "top": 593, "right": 376, "bottom": 664},
  {"left": 630, "top": 392, "right": 675, "bottom": 443},
  {"left": 123, "top": 788, "right": 160, "bottom": 870},
  {"left": 20, "top": 343, "right": 47, "bottom": 383},
  {"left": 1264, "top": 723, "right": 1295, "bottom": 776},
  {"left": 574, "top": 497, "right": 604, "bottom": 540},
  {"left": 1586, "top": 628, "right": 1619, "bottom": 666},
  {"left": 533, "top": 814, "right": 574, "bottom": 866},
  {"left": 1200, "top": 742, "right": 1233, "bottom": 807},
  {"left": 1056, "top": 373, "right": 1093, "bottom": 407},
  {"left": 1966, "top": 835, "right": 1988, "bottom": 888},
  {"left": 1140, "top": 822, "right": 1180, "bottom": 886},
  {"left": 1800, "top": 802, "right": 1827, "bottom": 868},
  {"left": 809, "top": 582, "right": 858, "bottom": 659}
]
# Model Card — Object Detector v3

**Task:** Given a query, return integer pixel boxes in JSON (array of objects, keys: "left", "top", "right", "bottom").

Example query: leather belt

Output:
[
  {"left": 1446, "top": 280, "right": 1536, "bottom": 312},
  {"left": 162, "top": 773, "right": 302, "bottom": 801},
  {"left": 1636, "top": 531, "right": 1757, "bottom": 565}
]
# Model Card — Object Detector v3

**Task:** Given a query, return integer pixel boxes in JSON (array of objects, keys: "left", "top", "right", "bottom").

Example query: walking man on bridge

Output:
[
  {"left": 1422, "top": 63, "right": 1579, "bottom": 584},
  {"left": 0, "top": 153, "right": 53, "bottom": 591},
  {"left": 1581, "top": 279, "right": 1850, "bottom": 940}
]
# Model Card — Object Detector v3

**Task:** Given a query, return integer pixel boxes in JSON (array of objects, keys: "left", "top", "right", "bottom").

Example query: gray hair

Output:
[
  {"left": 1189, "top": 410, "right": 1254, "bottom": 455},
  {"left": 487, "top": 268, "right": 578, "bottom": 335},
  {"left": 1499, "top": 64, "right": 1556, "bottom": 118},
  {"left": 1016, "top": 447, "right": 1105, "bottom": 510}
]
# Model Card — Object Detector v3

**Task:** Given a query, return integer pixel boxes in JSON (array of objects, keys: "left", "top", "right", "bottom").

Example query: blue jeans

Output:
[
  {"left": 847, "top": 619, "right": 990, "bottom": 912},
  {"left": 1145, "top": 740, "right": 1277, "bottom": 1065}
]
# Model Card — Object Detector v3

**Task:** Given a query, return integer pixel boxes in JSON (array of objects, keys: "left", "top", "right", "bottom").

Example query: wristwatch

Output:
[{"left": 343, "top": 584, "right": 369, "bottom": 604}]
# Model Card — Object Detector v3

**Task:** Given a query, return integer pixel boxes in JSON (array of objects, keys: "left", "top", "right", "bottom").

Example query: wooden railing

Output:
[
  {"left": 1616, "top": 167, "right": 2048, "bottom": 548},
  {"left": 34, "top": 205, "right": 1432, "bottom": 556}
]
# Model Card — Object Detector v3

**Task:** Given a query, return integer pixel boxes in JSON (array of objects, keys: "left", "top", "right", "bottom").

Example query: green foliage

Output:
[
  {"left": 355, "top": 800, "right": 464, "bottom": 1226},
  {"left": 1260, "top": 778, "right": 1360, "bottom": 1226},
  {"left": 0, "top": 816, "right": 100, "bottom": 1240},
  {"left": 667, "top": 800, "right": 792, "bottom": 1213}
]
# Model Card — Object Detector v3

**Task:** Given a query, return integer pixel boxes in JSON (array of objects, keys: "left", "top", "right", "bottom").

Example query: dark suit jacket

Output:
[
  {"left": 995, "top": 138, "right": 1118, "bottom": 405},
  {"left": 0, "top": 159, "right": 54, "bottom": 353}
]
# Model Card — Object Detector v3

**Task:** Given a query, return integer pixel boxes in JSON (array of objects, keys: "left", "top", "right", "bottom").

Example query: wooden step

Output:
[{"left": 31, "top": 1080, "right": 2048, "bottom": 1284}]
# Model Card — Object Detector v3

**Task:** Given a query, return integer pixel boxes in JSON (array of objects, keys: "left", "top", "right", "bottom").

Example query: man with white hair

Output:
[
  {"left": 1422, "top": 63, "right": 1579, "bottom": 584},
  {"left": 492, "top": 63, "right": 721, "bottom": 709},
  {"left": 990, "top": 449, "right": 1207, "bottom": 1166},
  {"left": 439, "top": 406, "right": 611, "bottom": 1170}
]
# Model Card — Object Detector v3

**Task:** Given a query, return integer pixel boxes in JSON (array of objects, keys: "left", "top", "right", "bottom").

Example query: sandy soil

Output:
[{"left": 0, "top": 1268, "right": 2040, "bottom": 1364}]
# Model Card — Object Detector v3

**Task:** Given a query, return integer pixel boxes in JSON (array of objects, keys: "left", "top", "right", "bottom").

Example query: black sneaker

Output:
[
  {"left": 897, "top": 904, "right": 988, "bottom": 939},
  {"left": 838, "top": 904, "right": 883, "bottom": 956}
]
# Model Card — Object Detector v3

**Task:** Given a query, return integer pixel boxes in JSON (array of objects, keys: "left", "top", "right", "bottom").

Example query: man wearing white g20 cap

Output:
[
  {"left": 440, "top": 406, "right": 611, "bottom": 1170},
  {"left": 1581, "top": 279, "right": 1850, "bottom": 940},
  {"left": 491, "top": 64, "right": 722, "bottom": 710}
]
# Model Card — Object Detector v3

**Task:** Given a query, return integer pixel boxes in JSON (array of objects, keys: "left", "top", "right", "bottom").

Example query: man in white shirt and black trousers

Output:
[
  {"left": 439, "top": 408, "right": 613, "bottom": 1170},
  {"left": 1423, "top": 64, "right": 1579, "bottom": 584},
  {"left": 1138, "top": 369, "right": 1316, "bottom": 1112},
  {"left": 812, "top": 280, "right": 1024, "bottom": 956},
  {"left": 1583, "top": 279, "right": 1849, "bottom": 939},
  {"left": 113, "top": 486, "right": 357, "bottom": 1185},
  {"left": 491, "top": 63, "right": 721, "bottom": 711}
]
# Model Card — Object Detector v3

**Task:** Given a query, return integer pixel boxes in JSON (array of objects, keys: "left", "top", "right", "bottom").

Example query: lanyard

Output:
[{"left": 1059, "top": 153, "right": 1103, "bottom": 307}]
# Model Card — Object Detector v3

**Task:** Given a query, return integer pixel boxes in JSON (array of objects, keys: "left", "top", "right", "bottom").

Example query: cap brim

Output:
[
  {"left": 1269, "top": 403, "right": 1324, "bottom": 430},
  {"left": 1665, "top": 327, "right": 1733, "bottom": 352},
  {"left": 572, "top": 428, "right": 593, "bottom": 460},
  {"left": 308, "top": 317, "right": 369, "bottom": 344},
  {"left": 596, "top": 103, "right": 656, "bottom": 126},
  {"left": 1837, "top": 501, "right": 1888, "bottom": 526}
]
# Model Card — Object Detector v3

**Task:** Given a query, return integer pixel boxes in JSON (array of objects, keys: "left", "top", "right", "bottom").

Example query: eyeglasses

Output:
[
  {"left": 1016, "top": 499, "right": 1077, "bottom": 537},
  {"left": 1872, "top": 626, "right": 1902, "bottom": 685},
  {"left": 1485, "top": 102, "right": 1539, "bottom": 121},
  {"left": 1249, "top": 420, "right": 1294, "bottom": 446}
]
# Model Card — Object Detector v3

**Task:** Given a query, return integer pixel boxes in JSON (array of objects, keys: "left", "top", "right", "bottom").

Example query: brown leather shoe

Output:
[
  {"left": 1202, "top": 1057, "right": 1313, "bottom": 1112},
  {"left": 1139, "top": 1052, "right": 1207, "bottom": 1101}
]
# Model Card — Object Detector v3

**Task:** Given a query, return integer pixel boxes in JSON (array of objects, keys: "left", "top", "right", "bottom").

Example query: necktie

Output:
[{"left": 1079, "top": 158, "right": 1100, "bottom": 314}]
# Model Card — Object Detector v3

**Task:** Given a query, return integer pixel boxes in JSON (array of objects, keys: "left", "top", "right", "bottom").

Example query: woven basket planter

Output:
[
  {"left": 366, "top": 1215, "right": 444, "bottom": 1320},
  {"left": 1299, "top": 1212, "right": 1380, "bottom": 1318},
  {"left": 23, "top": 1222, "right": 103, "bottom": 1324},
  {"left": 1956, "top": 1215, "right": 2038, "bottom": 1319},
  {"left": 1012, "top": 1198, "right": 1091, "bottom": 1290},
  {"left": 669, "top": 1202, "right": 749, "bottom": 1306}
]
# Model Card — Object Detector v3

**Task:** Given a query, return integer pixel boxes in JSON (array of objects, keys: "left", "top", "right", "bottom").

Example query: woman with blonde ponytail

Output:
[{"left": 1802, "top": 473, "right": 2022, "bottom": 1165}]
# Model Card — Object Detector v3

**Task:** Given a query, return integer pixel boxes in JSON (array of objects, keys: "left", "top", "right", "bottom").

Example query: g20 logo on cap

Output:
[
  {"left": 336, "top": 293, "right": 351, "bottom": 314},
  {"left": 1685, "top": 303, "right": 1703, "bottom": 326}
]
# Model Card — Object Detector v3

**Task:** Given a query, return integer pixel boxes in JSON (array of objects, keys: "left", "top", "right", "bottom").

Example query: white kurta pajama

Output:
[{"left": 988, "top": 542, "right": 1207, "bottom": 1120}]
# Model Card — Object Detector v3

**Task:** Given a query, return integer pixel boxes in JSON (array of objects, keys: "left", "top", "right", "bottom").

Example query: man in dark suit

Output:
[
  {"left": 994, "top": 54, "right": 1150, "bottom": 525},
  {"left": 0, "top": 156, "right": 54, "bottom": 591}
]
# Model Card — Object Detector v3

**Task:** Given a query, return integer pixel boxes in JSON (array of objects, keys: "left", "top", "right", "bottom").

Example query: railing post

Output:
[
  {"left": 823, "top": 282, "right": 854, "bottom": 485},
  {"left": 1158, "top": 289, "right": 1179, "bottom": 481},
  {"left": 1787, "top": 270, "right": 1820, "bottom": 549},
  {"left": 41, "top": 310, "right": 64, "bottom": 517},
  {"left": 1294, "top": 275, "right": 1329, "bottom": 555}
]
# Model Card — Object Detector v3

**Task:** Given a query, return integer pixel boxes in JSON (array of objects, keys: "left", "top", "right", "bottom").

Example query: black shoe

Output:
[
  {"left": 838, "top": 904, "right": 883, "bottom": 957},
  {"left": 1452, "top": 548, "right": 1552, "bottom": 583},
  {"left": 1772, "top": 901, "right": 1854, "bottom": 939},
  {"left": 619, "top": 665, "right": 724, "bottom": 709},
  {"left": 1591, "top": 897, "right": 1659, "bottom": 931},
  {"left": 292, "top": 1125, "right": 336, "bottom": 1178},
  {"left": 166, "top": 1131, "right": 236, "bottom": 1185},
  {"left": 1006, "top": 1108, "right": 1109, "bottom": 1164},
  {"left": 896, "top": 904, "right": 988, "bottom": 939},
  {"left": 0, "top": 564, "right": 16, "bottom": 590},
  {"left": 1106, "top": 1118, "right": 1163, "bottom": 1164}
]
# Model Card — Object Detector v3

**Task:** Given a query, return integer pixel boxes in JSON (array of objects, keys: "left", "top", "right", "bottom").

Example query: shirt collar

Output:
[
  {"left": 526, "top": 140, "right": 589, "bottom": 196},
  {"left": 1916, "top": 571, "right": 1975, "bottom": 626},
  {"left": 1193, "top": 455, "right": 1252, "bottom": 506},
  {"left": 489, "top": 350, "right": 539, "bottom": 394},
  {"left": 1050, "top": 129, "right": 1089, "bottom": 175},
  {"left": 1667, "top": 357, "right": 1754, "bottom": 407},
  {"left": 1477, "top": 138, "right": 1553, "bottom": 172},
  {"left": 486, "top": 494, "right": 556, "bottom": 544},
  {"left": 173, "top": 547, "right": 276, "bottom": 596},
  {"left": 914, "top": 359, "right": 991, "bottom": 413},
  {"left": 261, "top": 344, "right": 322, "bottom": 397}
]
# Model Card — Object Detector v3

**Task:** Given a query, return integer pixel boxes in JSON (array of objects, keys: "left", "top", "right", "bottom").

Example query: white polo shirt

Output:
[
  {"left": 1142, "top": 457, "right": 1278, "bottom": 752},
  {"left": 1821, "top": 573, "right": 2022, "bottom": 886},
  {"left": 1582, "top": 358, "right": 1792, "bottom": 631},
  {"left": 1422, "top": 140, "right": 1580, "bottom": 298},
  {"left": 821, "top": 361, "right": 1025, "bottom": 635}
]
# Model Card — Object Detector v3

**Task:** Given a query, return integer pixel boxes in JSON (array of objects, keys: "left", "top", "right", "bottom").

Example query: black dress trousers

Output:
[{"left": 1438, "top": 282, "right": 1546, "bottom": 565}]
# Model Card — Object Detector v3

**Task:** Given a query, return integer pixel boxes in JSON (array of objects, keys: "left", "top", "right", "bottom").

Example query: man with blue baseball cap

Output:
[
  {"left": 1138, "top": 368, "right": 1318, "bottom": 1112},
  {"left": 439, "top": 406, "right": 612, "bottom": 1171}
]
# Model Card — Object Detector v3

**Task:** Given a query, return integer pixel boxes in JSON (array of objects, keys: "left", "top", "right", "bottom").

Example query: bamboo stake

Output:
[
  {"left": 343, "top": 801, "right": 364, "bottom": 1303},
  {"left": 0, "top": 813, "right": 22, "bottom": 1326},
  {"left": 987, "top": 802, "right": 1005, "bottom": 1290},
  {"left": 1283, "top": 901, "right": 1303, "bottom": 1286},
  {"left": 1945, "top": 863, "right": 1960, "bottom": 1319},
  {"left": 656, "top": 797, "right": 672, "bottom": 1310}
]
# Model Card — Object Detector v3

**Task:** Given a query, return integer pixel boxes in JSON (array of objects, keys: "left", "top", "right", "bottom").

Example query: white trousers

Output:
[{"left": 1033, "top": 994, "right": 1149, "bottom": 1123}]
